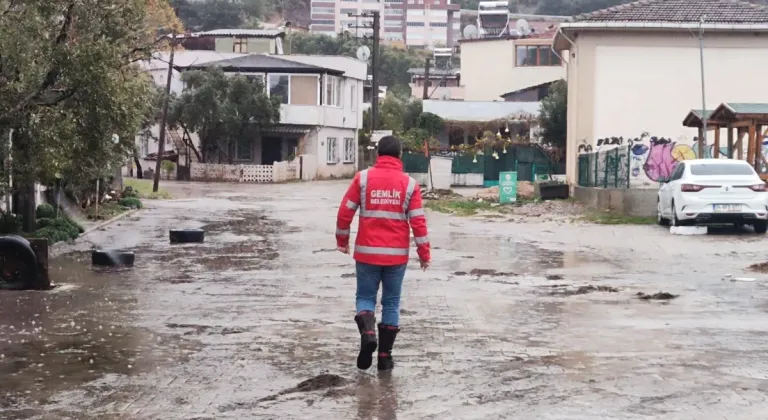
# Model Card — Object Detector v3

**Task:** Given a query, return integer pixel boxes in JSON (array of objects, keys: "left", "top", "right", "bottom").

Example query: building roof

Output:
[
  {"left": 422, "top": 100, "right": 540, "bottom": 122},
  {"left": 407, "top": 68, "right": 460, "bottom": 76},
  {"left": 143, "top": 51, "right": 246, "bottom": 71},
  {"left": 682, "top": 109, "right": 718, "bottom": 127},
  {"left": 500, "top": 80, "right": 558, "bottom": 98},
  {"left": 186, "top": 54, "right": 345, "bottom": 75},
  {"left": 573, "top": 0, "right": 768, "bottom": 24},
  {"left": 188, "top": 29, "right": 286, "bottom": 38},
  {"left": 709, "top": 102, "right": 768, "bottom": 121}
]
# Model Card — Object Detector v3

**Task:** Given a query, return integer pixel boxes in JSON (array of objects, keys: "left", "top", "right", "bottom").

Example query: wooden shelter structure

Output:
[{"left": 683, "top": 103, "right": 768, "bottom": 179}]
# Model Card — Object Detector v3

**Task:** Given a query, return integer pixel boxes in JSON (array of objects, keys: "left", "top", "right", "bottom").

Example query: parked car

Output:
[{"left": 656, "top": 159, "right": 768, "bottom": 233}]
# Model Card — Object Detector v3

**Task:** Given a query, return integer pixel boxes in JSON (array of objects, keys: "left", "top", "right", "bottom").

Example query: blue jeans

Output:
[{"left": 355, "top": 262, "right": 407, "bottom": 327}]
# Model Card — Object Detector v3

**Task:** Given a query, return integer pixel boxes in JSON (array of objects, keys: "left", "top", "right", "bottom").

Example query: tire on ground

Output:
[
  {"left": 754, "top": 221, "right": 768, "bottom": 234},
  {"left": 0, "top": 235, "right": 39, "bottom": 289},
  {"left": 91, "top": 249, "right": 135, "bottom": 267},
  {"left": 169, "top": 229, "right": 205, "bottom": 244}
]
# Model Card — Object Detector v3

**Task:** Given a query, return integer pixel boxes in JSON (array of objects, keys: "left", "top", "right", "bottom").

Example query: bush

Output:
[
  {"left": 0, "top": 212, "right": 22, "bottom": 234},
  {"left": 36, "top": 217, "right": 83, "bottom": 241},
  {"left": 32, "top": 227, "right": 70, "bottom": 244},
  {"left": 36, "top": 203, "right": 55, "bottom": 219},
  {"left": 118, "top": 197, "right": 143, "bottom": 209},
  {"left": 122, "top": 186, "right": 139, "bottom": 199}
]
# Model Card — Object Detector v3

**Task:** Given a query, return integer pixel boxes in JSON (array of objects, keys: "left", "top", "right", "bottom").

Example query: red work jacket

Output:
[{"left": 336, "top": 156, "right": 431, "bottom": 266}]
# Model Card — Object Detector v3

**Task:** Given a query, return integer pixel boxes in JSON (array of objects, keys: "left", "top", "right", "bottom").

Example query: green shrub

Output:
[
  {"left": 118, "top": 197, "right": 143, "bottom": 209},
  {"left": 32, "top": 227, "right": 70, "bottom": 244},
  {"left": 122, "top": 186, "right": 139, "bottom": 198},
  {"left": 36, "top": 203, "right": 56, "bottom": 219},
  {"left": 0, "top": 212, "right": 22, "bottom": 234},
  {"left": 35, "top": 217, "right": 81, "bottom": 241}
]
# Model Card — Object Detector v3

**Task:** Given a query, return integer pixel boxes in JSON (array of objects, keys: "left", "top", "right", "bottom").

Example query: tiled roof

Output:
[
  {"left": 574, "top": 0, "right": 768, "bottom": 24},
  {"left": 189, "top": 54, "right": 344, "bottom": 75},
  {"left": 724, "top": 102, "right": 768, "bottom": 113},
  {"left": 190, "top": 29, "right": 285, "bottom": 37}
]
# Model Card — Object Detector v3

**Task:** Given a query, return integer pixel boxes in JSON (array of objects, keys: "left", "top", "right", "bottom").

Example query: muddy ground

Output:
[{"left": 2, "top": 180, "right": 768, "bottom": 419}]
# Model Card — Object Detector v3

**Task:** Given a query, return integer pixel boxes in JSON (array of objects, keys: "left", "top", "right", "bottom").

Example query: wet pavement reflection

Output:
[{"left": 1, "top": 180, "right": 768, "bottom": 419}]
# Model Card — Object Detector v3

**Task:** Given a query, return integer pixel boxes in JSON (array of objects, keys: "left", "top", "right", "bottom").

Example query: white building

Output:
[
  {"left": 310, "top": 0, "right": 461, "bottom": 49},
  {"left": 137, "top": 51, "right": 367, "bottom": 180},
  {"left": 553, "top": 0, "right": 768, "bottom": 187}
]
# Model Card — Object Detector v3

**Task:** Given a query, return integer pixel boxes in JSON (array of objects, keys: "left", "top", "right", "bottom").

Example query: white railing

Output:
[{"left": 190, "top": 161, "right": 300, "bottom": 183}]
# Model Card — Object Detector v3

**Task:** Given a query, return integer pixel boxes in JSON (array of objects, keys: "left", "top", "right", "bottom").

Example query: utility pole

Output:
[
  {"left": 698, "top": 16, "right": 707, "bottom": 157},
  {"left": 153, "top": 32, "right": 176, "bottom": 193},
  {"left": 348, "top": 11, "right": 381, "bottom": 130},
  {"left": 422, "top": 58, "right": 431, "bottom": 100}
]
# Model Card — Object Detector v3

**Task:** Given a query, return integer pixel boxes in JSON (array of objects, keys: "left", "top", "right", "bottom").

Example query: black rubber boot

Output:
[
  {"left": 377, "top": 324, "right": 400, "bottom": 371},
  {"left": 354, "top": 311, "right": 378, "bottom": 370}
]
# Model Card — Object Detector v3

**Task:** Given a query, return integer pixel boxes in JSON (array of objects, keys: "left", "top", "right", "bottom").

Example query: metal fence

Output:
[{"left": 578, "top": 146, "right": 631, "bottom": 188}]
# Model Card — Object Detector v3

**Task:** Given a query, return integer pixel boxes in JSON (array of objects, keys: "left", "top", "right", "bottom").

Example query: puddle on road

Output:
[
  {"left": 0, "top": 251, "right": 197, "bottom": 408},
  {"left": 445, "top": 233, "right": 615, "bottom": 275}
]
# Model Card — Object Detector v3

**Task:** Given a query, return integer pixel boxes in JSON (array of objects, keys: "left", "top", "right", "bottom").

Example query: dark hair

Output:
[{"left": 377, "top": 135, "right": 402, "bottom": 158}]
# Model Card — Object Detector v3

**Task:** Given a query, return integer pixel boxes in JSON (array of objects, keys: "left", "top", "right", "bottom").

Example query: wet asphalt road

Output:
[{"left": 2, "top": 180, "right": 768, "bottom": 419}]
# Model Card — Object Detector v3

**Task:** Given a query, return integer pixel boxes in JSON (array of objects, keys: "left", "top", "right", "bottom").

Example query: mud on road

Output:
[{"left": 1, "top": 180, "right": 768, "bottom": 419}]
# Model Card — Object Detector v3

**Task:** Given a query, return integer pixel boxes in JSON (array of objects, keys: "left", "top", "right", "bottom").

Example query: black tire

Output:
[
  {"left": 170, "top": 229, "right": 205, "bottom": 244},
  {"left": 754, "top": 221, "right": 768, "bottom": 234},
  {"left": 92, "top": 250, "right": 135, "bottom": 267},
  {"left": 657, "top": 199, "right": 669, "bottom": 226},
  {"left": 0, "top": 235, "right": 39, "bottom": 289}
]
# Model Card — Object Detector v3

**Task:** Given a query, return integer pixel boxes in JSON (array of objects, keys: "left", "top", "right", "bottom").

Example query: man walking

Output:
[{"left": 335, "top": 135, "right": 431, "bottom": 371}]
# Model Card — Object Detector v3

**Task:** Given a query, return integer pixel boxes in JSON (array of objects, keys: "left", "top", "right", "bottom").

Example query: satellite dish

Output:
[
  {"left": 516, "top": 19, "right": 530, "bottom": 36},
  {"left": 463, "top": 24, "right": 478, "bottom": 39},
  {"left": 356, "top": 45, "right": 371, "bottom": 62}
]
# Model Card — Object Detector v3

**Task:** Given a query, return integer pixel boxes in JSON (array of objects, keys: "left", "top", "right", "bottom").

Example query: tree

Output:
[
  {"left": 169, "top": 69, "right": 281, "bottom": 163},
  {"left": 538, "top": 79, "right": 567, "bottom": 149},
  {"left": 0, "top": 0, "right": 180, "bottom": 227}
]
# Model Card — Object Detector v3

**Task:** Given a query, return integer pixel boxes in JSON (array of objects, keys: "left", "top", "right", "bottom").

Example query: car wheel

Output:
[
  {"left": 92, "top": 250, "right": 135, "bottom": 267},
  {"left": 657, "top": 199, "right": 669, "bottom": 226},
  {"left": 170, "top": 229, "right": 205, "bottom": 244},
  {"left": 754, "top": 221, "right": 767, "bottom": 234},
  {"left": 671, "top": 202, "right": 686, "bottom": 226}
]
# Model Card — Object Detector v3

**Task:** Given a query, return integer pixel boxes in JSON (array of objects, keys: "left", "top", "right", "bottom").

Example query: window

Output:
[
  {"left": 343, "top": 137, "right": 356, "bottom": 163},
  {"left": 327, "top": 137, "right": 339, "bottom": 163},
  {"left": 690, "top": 163, "right": 755, "bottom": 176},
  {"left": 268, "top": 74, "right": 290, "bottom": 104},
  {"left": 385, "top": 33, "right": 404, "bottom": 40},
  {"left": 385, "top": 0, "right": 403, "bottom": 2},
  {"left": 312, "top": 7, "right": 336, "bottom": 13},
  {"left": 669, "top": 163, "right": 685, "bottom": 181},
  {"left": 429, "top": 22, "right": 447, "bottom": 27},
  {"left": 235, "top": 137, "right": 252, "bottom": 161},
  {"left": 350, "top": 83, "right": 357, "bottom": 111},
  {"left": 516, "top": 45, "right": 562, "bottom": 67},
  {"left": 384, "top": 20, "right": 402, "bottom": 27},
  {"left": 325, "top": 75, "right": 343, "bottom": 107},
  {"left": 233, "top": 37, "right": 247, "bottom": 53},
  {"left": 312, "top": 19, "right": 336, "bottom": 25},
  {"left": 341, "top": 0, "right": 357, "bottom": 2},
  {"left": 385, "top": 8, "right": 403, "bottom": 14},
  {"left": 340, "top": 8, "right": 357, "bottom": 14},
  {"left": 407, "top": 21, "right": 425, "bottom": 26}
]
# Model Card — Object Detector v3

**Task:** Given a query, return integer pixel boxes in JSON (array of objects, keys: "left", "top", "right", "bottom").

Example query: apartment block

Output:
[{"left": 310, "top": 0, "right": 461, "bottom": 49}]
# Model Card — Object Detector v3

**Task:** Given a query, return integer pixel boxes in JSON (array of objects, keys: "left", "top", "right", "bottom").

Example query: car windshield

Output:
[{"left": 689, "top": 163, "right": 755, "bottom": 176}]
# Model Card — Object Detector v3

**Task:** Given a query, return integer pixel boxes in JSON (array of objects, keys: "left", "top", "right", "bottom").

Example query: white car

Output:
[{"left": 656, "top": 159, "right": 768, "bottom": 233}]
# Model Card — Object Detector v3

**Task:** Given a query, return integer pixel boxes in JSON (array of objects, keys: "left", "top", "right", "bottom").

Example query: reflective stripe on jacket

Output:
[{"left": 336, "top": 155, "right": 431, "bottom": 266}]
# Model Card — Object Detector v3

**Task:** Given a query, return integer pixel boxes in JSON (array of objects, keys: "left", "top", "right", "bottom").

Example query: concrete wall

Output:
[
  {"left": 313, "top": 127, "right": 358, "bottom": 179},
  {"left": 460, "top": 38, "right": 566, "bottom": 101},
  {"left": 573, "top": 186, "right": 658, "bottom": 217},
  {"left": 564, "top": 30, "right": 768, "bottom": 187}
]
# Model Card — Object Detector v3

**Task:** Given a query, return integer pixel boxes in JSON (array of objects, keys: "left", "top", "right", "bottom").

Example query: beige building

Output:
[
  {"left": 459, "top": 31, "right": 566, "bottom": 101},
  {"left": 553, "top": 0, "right": 768, "bottom": 187}
]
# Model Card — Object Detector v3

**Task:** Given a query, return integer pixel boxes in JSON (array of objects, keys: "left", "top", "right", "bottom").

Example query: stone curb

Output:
[{"left": 51, "top": 208, "right": 140, "bottom": 252}]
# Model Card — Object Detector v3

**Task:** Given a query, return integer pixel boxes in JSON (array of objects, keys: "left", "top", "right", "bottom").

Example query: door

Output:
[{"left": 262, "top": 137, "right": 283, "bottom": 165}]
